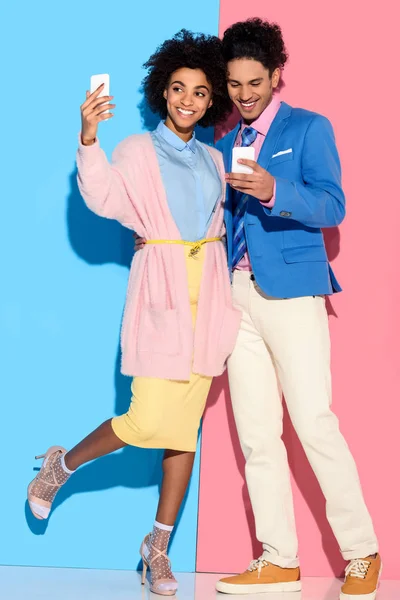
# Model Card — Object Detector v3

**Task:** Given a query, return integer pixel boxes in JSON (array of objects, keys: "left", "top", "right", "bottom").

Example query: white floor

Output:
[{"left": 0, "top": 567, "right": 398, "bottom": 600}]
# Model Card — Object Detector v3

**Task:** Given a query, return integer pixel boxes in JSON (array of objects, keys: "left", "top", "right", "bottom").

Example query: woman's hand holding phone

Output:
[{"left": 80, "top": 84, "right": 115, "bottom": 146}]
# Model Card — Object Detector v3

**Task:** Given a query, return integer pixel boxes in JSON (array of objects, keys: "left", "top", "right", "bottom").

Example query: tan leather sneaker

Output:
[
  {"left": 216, "top": 558, "right": 301, "bottom": 594},
  {"left": 340, "top": 554, "right": 382, "bottom": 599}
]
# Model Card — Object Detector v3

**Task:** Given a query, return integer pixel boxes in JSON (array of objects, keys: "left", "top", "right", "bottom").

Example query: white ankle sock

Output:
[
  {"left": 154, "top": 520, "right": 174, "bottom": 532},
  {"left": 60, "top": 453, "right": 75, "bottom": 475}
]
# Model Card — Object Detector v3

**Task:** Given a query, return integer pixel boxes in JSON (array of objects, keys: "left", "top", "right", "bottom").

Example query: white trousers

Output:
[{"left": 227, "top": 271, "right": 378, "bottom": 568}]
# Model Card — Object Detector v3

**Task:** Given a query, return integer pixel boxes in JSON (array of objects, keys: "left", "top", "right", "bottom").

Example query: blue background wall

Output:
[{"left": 0, "top": 0, "right": 219, "bottom": 570}]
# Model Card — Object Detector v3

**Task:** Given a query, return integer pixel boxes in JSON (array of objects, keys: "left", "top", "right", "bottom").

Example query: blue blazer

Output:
[{"left": 217, "top": 102, "right": 345, "bottom": 298}]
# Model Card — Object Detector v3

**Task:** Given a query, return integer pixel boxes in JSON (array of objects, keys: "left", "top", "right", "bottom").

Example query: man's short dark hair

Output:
[
  {"left": 143, "top": 29, "right": 231, "bottom": 128},
  {"left": 222, "top": 18, "right": 288, "bottom": 74}
]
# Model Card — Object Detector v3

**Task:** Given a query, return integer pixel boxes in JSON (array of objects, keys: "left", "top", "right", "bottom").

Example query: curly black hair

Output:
[
  {"left": 143, "top": 29, "right": 231, "bottom": 128},
  {"left": 222, "top": 18, "right": 288, "bottom": 74}
]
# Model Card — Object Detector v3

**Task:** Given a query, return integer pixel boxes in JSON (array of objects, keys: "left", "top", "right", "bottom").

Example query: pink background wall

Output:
[{"left": 197, "top": 1, "right": 399, "bottom": 578}]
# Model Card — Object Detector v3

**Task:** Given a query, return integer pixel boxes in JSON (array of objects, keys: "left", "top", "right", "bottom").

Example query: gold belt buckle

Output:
[{"left": 189, "top": 243, "right": 202, "bottom": 258}]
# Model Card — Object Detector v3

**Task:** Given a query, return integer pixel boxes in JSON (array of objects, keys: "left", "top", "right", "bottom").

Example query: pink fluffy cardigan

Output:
[{"left": 76, "top": 132, "right": 241, "bottom": 380}]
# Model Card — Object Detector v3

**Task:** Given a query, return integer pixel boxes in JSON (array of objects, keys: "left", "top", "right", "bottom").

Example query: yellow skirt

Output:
[{"left": 111, "top": 245, "right": 212, "bottom": 452}]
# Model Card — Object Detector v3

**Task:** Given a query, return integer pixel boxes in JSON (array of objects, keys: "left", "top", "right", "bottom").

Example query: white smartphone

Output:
[
  {"left": 90, "top": 73, "right": 110, "bottom": 96},
  {"left": 90, "top": 74, "right": 110, "bottom": 112},
  {"left": 232, "top": 146, "right": 256, "bottom": 174}
]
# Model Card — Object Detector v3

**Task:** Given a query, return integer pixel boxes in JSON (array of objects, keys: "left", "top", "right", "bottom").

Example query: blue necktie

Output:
[{"left": 232, "top": 127, "right": 258, "bottom": 269}]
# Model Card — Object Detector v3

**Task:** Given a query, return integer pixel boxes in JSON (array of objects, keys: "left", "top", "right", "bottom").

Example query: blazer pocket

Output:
[
  {"left": 270, "top": 151, "right": 294, "bottom": 166},
  {"left": 282, "top": 245, "right": 327, "bottom": 263},
  {"left": 138, "top": 307, "right": 180, "bottom": 356}
]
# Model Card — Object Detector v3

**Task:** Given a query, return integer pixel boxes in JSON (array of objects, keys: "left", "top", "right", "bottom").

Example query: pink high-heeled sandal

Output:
[{"left": 140, "top": 533, "right": 178, "bottom": 596}]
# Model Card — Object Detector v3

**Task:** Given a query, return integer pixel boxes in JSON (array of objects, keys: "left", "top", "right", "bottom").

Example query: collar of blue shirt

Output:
[{"left": 156, "top": 121, "right": 196, "bottom": 153}]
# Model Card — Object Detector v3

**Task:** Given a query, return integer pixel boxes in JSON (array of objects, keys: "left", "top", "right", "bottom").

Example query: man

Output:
[{"left": 215, "top": 18, "right": 381, "bottom": 600}]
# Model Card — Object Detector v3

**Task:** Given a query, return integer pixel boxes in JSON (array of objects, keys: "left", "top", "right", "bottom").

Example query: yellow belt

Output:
[{"left": 145, "top": 237, "right": 222, "bottom": 258}]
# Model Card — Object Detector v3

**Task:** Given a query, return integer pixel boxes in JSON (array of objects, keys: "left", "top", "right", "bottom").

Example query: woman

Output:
[{"left": 27, "top": 30, "right": 240, "bottom": 596}]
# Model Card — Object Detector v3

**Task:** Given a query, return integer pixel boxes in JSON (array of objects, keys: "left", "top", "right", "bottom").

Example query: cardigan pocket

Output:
[{"left": 138, "top": 306, "right": 180, "bottom": 356}]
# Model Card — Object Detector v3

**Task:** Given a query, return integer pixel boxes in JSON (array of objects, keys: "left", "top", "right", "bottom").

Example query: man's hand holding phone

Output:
[{"left": 226, "top": 152, "right": 275, "bottom": 202}]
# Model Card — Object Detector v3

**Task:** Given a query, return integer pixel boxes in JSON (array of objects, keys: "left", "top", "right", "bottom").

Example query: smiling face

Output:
[
  {"left": 163, "top": 67, "right": 213, "bottom": 140},
  {"left": 227, "top": 58, "right": 280, "bottom": 123}
]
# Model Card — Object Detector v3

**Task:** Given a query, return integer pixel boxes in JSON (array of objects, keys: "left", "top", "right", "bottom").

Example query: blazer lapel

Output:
[
  {"left": 257, "top": 102, "right": 292, "bottom": 170},
  {"left": 220, "top": 123, "right": 240, "bottom": 172},
  {"left": 220, "top": 125, "right": 240, "bottom": 262},
  {"left": 221, "top": 124, "right": 240, "bottom": 212}
]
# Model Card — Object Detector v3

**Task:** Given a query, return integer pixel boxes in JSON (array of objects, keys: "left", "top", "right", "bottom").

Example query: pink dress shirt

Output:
[{"left": 233, "top": 96, "right": 281, "bottom": 270}]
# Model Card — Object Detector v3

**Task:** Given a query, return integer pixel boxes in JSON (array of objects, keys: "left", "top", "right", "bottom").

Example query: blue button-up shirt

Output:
[{"left": 151, "top": 121, "right": 221, "bottom": 241}]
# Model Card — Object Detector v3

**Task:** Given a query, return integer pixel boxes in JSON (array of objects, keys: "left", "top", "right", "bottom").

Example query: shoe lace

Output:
[
  {"left": 247, "top": 558, "right": 269, "bottom": 578},
  {"left": 345, "top": 559, "right": 370, "bottom": 580}
]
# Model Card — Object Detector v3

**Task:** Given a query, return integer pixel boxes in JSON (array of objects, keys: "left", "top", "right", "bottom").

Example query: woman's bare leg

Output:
[{"left": 64, "top": 419, "right": 127, "bottom": 471}]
